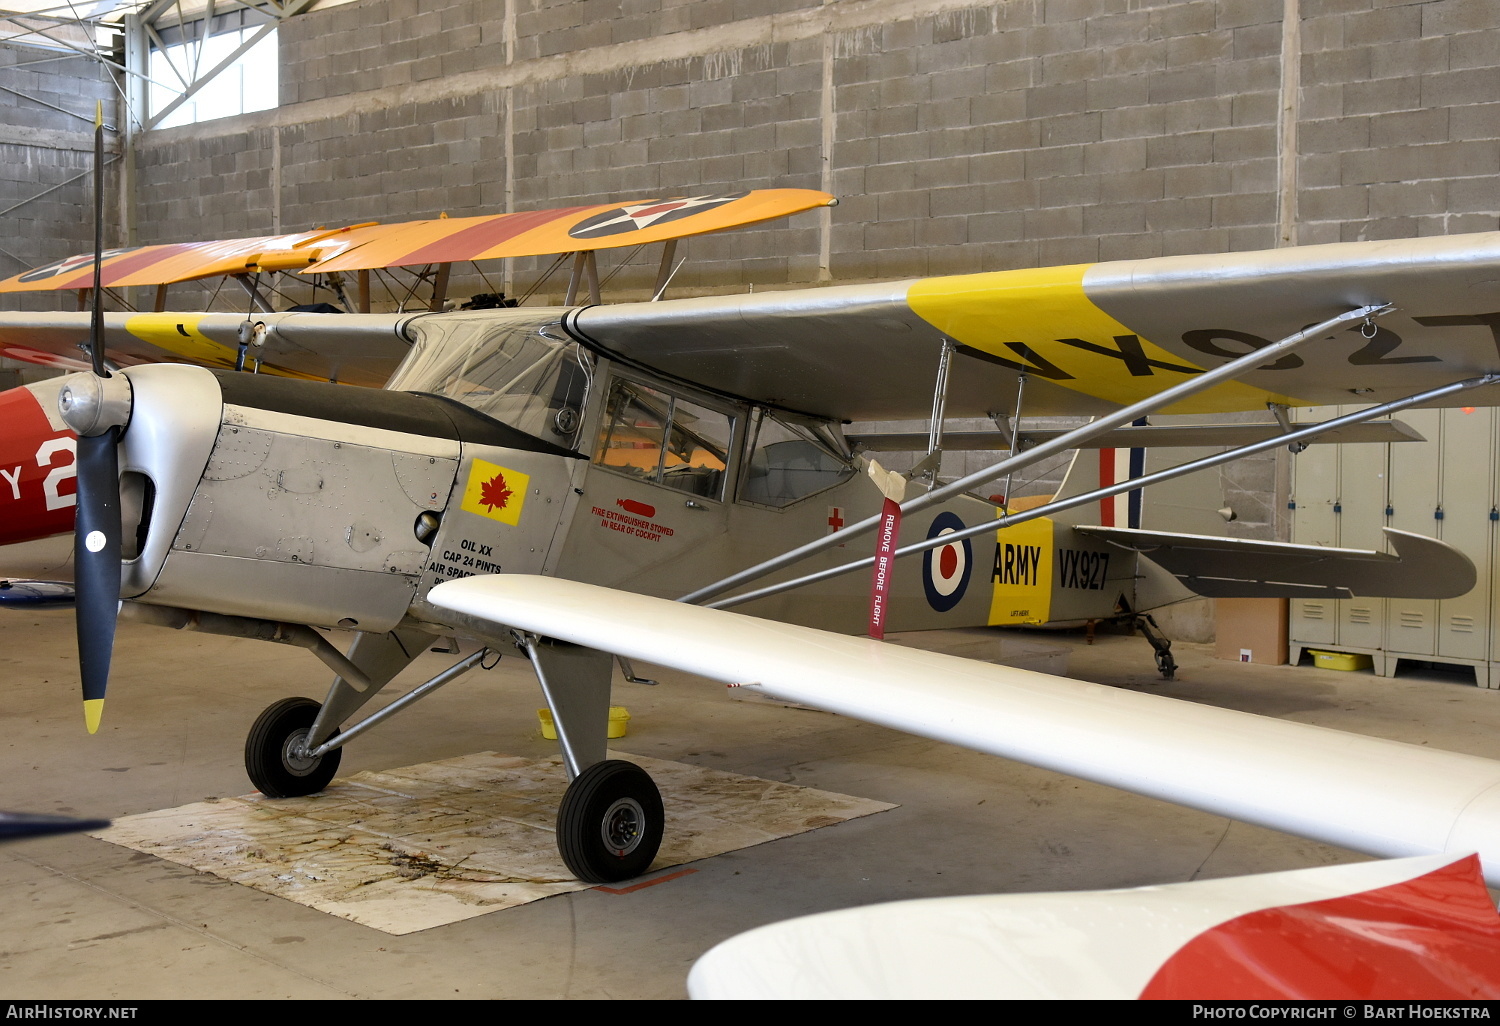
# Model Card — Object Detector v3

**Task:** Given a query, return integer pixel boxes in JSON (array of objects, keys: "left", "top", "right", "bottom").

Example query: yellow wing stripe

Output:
[
  {"left": 124, "top": 314, "right": 325, "bottom": 381},
  {"left": 909, "top": 266, "right": 1288, "bottom": 413}
]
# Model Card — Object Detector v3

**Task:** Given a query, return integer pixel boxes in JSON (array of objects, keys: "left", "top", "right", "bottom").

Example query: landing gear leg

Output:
[
  {"left": 520, "top": 635, "right": 664, "bottom": 882},
  {"left": 1134, "top": 613, "right": 1177, "bottom": 681}
]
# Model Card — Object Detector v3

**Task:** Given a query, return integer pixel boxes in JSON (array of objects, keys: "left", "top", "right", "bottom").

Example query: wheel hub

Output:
[
  {"left": 281, "top": 727, "right": 320, "bottom": 776},
  {"left": 600, "top": 796, "right": 645, "bottom": 855}
]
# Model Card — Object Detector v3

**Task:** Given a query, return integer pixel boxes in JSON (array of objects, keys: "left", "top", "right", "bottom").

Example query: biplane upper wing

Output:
[
  {"left": 0, "top": 225, "right": 376, "bottom": 292},
  {"left": 567, "top": 231, "right": 1500, "bottom": 421},
  {"left": 309, "top": 188, "right": 834, "bottom": 271},
  {"left": 0, "top": 189, "right": 835, "bottom": 290}
]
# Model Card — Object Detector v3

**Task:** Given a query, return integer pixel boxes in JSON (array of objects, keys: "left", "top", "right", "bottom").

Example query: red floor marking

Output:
[{"left": 594, "top": 868, "right": 698, "bottom": 895}]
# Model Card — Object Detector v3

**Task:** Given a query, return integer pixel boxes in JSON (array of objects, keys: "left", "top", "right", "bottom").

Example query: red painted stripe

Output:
[
  {"left": 1141, "top": 855, "right": 1500, "bottom": 999},
  {"left": 593, "top": 868, "right": 698, "bottom": 895},
  {"left": 395, "top": 206, "right": 591, "bottom": 266},
  {"left": 1098, "top": 448, "right": 1115, "bottom": 527},
  {"left": 54, "top": 244, "right": 196, "bottom": 290}
]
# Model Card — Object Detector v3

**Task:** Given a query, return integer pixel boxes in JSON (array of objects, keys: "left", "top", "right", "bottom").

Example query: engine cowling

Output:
[{"left": 113, "top": 365, "right": 584, "bottom": 633}]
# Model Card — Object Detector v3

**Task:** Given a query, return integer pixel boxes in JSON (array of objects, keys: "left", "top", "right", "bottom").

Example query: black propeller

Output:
[
  {"left": 0, "top": 811, "right": 110, "bottom": 840},
  {"left": 58, "top": 102, "right": 131, "bottom": 734},
  {"left": 72, "top": 424, "right": 122, "bottom": 733}
]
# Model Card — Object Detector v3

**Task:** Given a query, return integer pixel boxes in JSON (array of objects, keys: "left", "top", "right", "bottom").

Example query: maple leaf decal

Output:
[{"left": 479, "top": 472, "right": 513, "bottom": 512}]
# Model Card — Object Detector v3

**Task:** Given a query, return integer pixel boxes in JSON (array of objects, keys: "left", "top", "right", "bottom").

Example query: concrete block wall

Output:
[
  {"left": 0, "top": 44, "right": 118, "bottom": 314},
  {"left": 1298, "top": 0, "right": 1500, "bottom": 243},
  {"left": 123, "top": 0, "right": 1499, "bottom": 307}
]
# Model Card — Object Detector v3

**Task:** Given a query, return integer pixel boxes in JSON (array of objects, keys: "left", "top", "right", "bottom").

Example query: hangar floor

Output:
[{"left": 2, "top": 607, "right": 1498, "bottom": 999}]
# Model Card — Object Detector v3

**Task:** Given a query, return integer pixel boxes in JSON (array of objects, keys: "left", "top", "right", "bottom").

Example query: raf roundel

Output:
[{"left": 922, "top": 512, "right": 973, "bottom": 612}]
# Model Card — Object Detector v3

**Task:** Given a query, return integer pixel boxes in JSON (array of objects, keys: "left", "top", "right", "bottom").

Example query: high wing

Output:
[
  {"left": 4, "top": 230, "right": 1498, "bottom": 419},
  {"left": 567, "top": 231, "right": 1500, "bottom": 420},
  {"left": 1075, "top": 525, "right": 1475, "bottom": 600},
  {"left": 0, "top": 189, "right": 834, "bottom": 291},
  {"left": 428, "top": 575, "right": 1500, "bottom": 887},
  {"left": 0, "top": 310, "right": 411, "bottom": 386}
]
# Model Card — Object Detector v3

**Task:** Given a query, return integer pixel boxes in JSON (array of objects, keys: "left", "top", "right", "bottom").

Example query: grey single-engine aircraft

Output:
[{"left": 7, "top": 207, "right": 1500, "bottom": 883}]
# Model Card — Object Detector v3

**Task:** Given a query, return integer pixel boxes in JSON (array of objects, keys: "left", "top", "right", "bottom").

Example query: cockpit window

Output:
[
  {"left": 593, "top": 379, "right": 733, "bottom": 500},
  {"left": 739, "top": 408, "right": 855, "bottom": 507},
  {"left": 388, "top": 311, "right": 592, "bottom": 450}
]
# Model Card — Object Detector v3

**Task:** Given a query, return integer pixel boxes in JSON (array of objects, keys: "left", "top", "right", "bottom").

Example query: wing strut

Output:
[
  {"left": 706, "top": 369, "right": 1500, "bottom": 611},
  {"left": 680, "top": 303, "right": 1394, "bottom": 606}
]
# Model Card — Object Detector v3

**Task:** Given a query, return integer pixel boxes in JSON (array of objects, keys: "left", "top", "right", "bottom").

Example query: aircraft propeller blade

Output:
[
  {"left": 62, "top": 102, "right": 129, "bottom": 734},
  {"left": 72, "top": 427, "right": 122, "bottom": 734}
]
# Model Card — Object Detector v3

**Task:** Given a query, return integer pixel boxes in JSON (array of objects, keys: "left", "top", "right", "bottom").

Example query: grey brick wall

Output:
[
  {"left": 121, "top": 0, "right": 1495, "bottom": 306},
  {"left": 0, "top": 44, "right": 117, "bottom": 314},
  {"left": 1298, "top": 0, "right": 1500, "bottom": 243},
  {"left": 119, "top": 0, "right": 1500, "bottom": 307}
]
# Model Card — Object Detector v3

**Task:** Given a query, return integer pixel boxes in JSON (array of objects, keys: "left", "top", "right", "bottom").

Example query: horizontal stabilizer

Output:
[
  {"left": 848, "top": 419, "right": 1424, "bottom": 452},
  {"left": 1074, "top": 525, "right": 1474, "bottom": 600},
  {"left": 428, "top": 575, "right": 1500, "bottom": 886}
]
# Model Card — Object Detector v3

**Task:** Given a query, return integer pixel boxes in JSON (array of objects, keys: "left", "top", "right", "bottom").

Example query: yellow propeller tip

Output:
[
  {"left": 83, "top": 698, "right": 104, "bottom": 735},
  {"left": 94, "top": 101, "right": 103, "bottom": 130}
]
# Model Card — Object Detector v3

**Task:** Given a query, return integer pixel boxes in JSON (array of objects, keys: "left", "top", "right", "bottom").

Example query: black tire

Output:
[
  {"left": 556, "top": 759, "right": 663, "bottom": 883},
  {"left": 245, "top": 697, "right": 342, "bottom": 798}
]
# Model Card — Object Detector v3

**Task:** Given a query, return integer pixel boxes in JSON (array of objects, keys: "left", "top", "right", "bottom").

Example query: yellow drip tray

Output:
[
  {"left": 538, "top": 706, "right": 630, "bottom": 739},
  {"left": 1307, "top": 649, "right": 1373, "bottom": 672}
]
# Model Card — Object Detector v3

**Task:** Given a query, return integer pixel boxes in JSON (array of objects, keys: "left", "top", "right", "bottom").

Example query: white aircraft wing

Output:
[
  {"left": 428, "top": 575, "right": 1500, "bottom": 886},
  {"left": 687, "top": 853, "right": 1500, "bottom": 999}
]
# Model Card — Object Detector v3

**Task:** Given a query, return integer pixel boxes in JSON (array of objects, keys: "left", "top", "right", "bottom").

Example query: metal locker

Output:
[
  {"left": 1334, "top": 423, "right": 1388, "bottom": 654},
  {"left": 1288, "top": 407, "right": 1338, "bottom": 648},
  {"left": 1384, "top": 409, "right": 1442, "bottom": 658},
  {"left": 1436, "top": 408, "right": 1492, "bottom": 665}
]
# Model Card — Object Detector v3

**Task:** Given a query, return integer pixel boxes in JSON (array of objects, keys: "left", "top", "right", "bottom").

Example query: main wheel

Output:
[
  {"left": 245, "top": 697, "right": 341, "bottom": 798},
  {"left": 556, "top": 759, "right": 663, "bottom": 883}
]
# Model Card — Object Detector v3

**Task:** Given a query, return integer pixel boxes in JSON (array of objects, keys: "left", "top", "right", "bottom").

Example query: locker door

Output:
[
  {"left": 1488, "top": 411, "right": 1500, "bottom": 672},
  {"left": 1335, "top": 423, "right": 1388, "bottom": 652},
  {"left": 1289, "top": 410, "right": 1338, "bottom": 647},
  {"left": 1437, "top": 408, "right": 1492, "bottom": 662},
  {"left": 1385, "top": 409, "right": 1441, "bottom": 657},
  {"left": 1290, "top": 411, "right": 1338, "bottom": 645}
]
